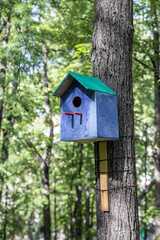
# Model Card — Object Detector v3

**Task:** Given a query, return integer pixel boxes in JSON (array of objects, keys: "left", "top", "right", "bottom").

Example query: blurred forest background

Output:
[{"left": 0, "top": 0, "right": 159, "bottom": 239}]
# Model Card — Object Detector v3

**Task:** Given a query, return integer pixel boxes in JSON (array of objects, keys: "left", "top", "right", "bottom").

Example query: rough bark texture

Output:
[
  {"left": 152, "top": 3, "right": 160, "bottom": 238},
  {"left": 92, "top": 0, "right": 139, "bottom": 239}
]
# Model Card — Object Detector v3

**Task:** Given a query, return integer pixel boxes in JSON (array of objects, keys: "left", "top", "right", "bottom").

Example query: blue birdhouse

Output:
[{"left": 52, "top": 72, "right": 119, "bottom": 142}]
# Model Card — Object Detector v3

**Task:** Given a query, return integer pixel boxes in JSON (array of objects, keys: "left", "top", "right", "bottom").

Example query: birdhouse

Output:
[{"left": 53, "top": 72, "right": 119, "bottom": 143}]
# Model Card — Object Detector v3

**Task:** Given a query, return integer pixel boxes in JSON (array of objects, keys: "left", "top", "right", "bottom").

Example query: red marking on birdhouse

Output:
[
  {"left": 74, "top": 112, "right": 82, "bottom": 115},
  {"left": 63, "top": 112, "right": 74, "bottom": 115}
]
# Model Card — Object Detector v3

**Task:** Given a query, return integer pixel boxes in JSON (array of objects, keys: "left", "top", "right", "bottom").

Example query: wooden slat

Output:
[{"left": 99, "top": 142, "right": 109, "bottom": 211}]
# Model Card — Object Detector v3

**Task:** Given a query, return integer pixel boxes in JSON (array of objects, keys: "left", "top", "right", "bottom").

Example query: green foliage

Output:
[{"left": 143, "top": 206, "right": 160, "bottom": 224}]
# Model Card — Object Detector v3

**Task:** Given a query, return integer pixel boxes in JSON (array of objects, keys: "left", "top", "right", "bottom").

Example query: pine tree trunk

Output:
[
  {"left": 92, "top": 0, "right": 139, "bottom": 239},
  {"left": 152, "top": 3, "right": 160, "bottom": 238}
]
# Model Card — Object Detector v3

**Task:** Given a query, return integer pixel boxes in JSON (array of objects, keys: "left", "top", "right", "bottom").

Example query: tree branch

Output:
[
  {"left": 133, "top": 40, "right": 156, "bottom": 67},
  {"left": 25, "top": 140, "right": 45, "bottom": 170},
  {"left": 133, "top": 57, "right": 153, "bottom": 70},
  {"left": 138, "top": 179, "right": 155, "bottom": 205}
]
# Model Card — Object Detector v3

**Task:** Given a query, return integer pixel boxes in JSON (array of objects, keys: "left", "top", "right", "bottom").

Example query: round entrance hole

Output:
[{"left": 72, "top": 96, "right": 81, "bottom": 108}]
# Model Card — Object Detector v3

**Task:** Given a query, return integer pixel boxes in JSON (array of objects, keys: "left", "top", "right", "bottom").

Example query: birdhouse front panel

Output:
[{"left": 60, "top": 80, "right": 97, "bottom": 141}]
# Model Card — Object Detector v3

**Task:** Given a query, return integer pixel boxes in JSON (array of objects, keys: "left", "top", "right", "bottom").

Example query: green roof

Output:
[{"left": 52, "top": 71, "right": 116, "bottom": 97}]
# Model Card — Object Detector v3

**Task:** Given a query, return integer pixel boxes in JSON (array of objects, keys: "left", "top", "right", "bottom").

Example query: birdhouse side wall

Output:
[
  {"left": 60, "top": 80, "right": 97, "bottom": 141},
  {"left": 96, "top": 92, "right": 119, "bottom": 140}
]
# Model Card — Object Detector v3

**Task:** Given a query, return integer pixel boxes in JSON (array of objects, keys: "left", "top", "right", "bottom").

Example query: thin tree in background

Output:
[
  {"left": 92, "top": 0, "right": 139, "bottom": 239},
  {"left": 152, "top": 1, "right": 160, "bottom": 238},
  {"left": 0, "top": 2, "right": 11, "bottom": 202},
  {"left": 26, "top": 43, "right": 53, "bottom": 240}
]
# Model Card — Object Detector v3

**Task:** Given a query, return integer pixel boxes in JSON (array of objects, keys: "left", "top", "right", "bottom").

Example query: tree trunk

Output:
[
  {"left": 152, "top": 2, "right": 160, "bottom": 238},
  {"left": 28, "top": 212, "right": 34, "bottom": 240},
  {"left": 54, "top": 174, "right": 57, "bottom": 240},
  {"left": 68, "top": 145, "right": 74, "bottom": 240},
  {"left": 0, "top": 16, "right": 10, "bottom": 131},
  {"left": 74, "top": 143, "right": 83, "bottom": 238},
  {"left": 144, "top": 128, "right": 147, "bottom": 240},
  {"left": 26, "top": 42, "right": 53, "bottom": 240},
  {"left": 3, "top": 186, "right": 8, "bottom": 240},
  {"left": 42, "top": 164, "right": 51, "bottom": 240},
  {"left": 74, "top": 185, "right": 82, "bottom": 237},
  {"left": 42, "top": 43, "right": 53, "bottom": 240},
  {"left": 85, "top": 186, "right": 90, "bottom": 240},
  {"left": 0, "top": 14, "right": 11, "bottom": 202},
  {"left": 92, "top": 0, "right": 139, "bottom": 239}
]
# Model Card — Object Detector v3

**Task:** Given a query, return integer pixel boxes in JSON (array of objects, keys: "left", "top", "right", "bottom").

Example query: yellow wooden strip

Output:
[
  {"left": 99, "top": 142, "right": 107, "bottom": 160},
  {"left": 101, "top": 191, "right": 109, "bottom": 211},
  {"left": 100, "top": 175, "right": 108, "bottom": 190},
  {"left": 100, "top": 161, "right": 107, "bottom": 172},
  {"left": 99, "top": 142, "right": 109, "bottom": 211}
]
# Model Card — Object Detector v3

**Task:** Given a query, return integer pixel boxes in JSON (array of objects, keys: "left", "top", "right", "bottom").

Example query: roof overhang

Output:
[{"left": 52, "top": 73, "right": 74, "bottom": 97}]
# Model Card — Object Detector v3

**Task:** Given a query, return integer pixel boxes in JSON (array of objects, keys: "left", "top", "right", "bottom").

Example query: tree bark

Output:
[
  {"left": 92, "top": 0, "right": 139, "bottom": 239},
  {"left": 85, "top": 186, "right": 90, "bottom": 240},
  {"left": 41, "top": 43, "right": 53, "bottom": 240},
  {"left": 0, "top": 16, "right": 10, "bottom": 131},
  {"left": 26, "top": 140, "right": 51, "bottom": 240},
  {"left": 54, "top": 174, "right": 57, "bottom": 240},
  {"left": 151, "top": 2, "right": 160, "bottom": 238},
  {"left": 42, "top": 164, "right": 51, "bottom": 240},
  {"left": 3, "top": 186, "right": 8, "bottom": 240},
  {"left": 68, "top": 145, "right": 75, "bottom": 240},
  {"left": 0, "top": 14, "right": 11, "bottom": 202},
  {"left": 73, "top": 143, "right": 83, "bottom": 238},
  {"left": 28, "top": 212, "right": 34, "bottom": 240},
  {"left": 74, "top": 185, "right": 82, "bottom": 237}
]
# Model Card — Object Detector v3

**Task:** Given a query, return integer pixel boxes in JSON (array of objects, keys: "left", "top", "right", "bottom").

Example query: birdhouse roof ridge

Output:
[{"left": 52, "top": 71, "right": 116, "bottom": 97}]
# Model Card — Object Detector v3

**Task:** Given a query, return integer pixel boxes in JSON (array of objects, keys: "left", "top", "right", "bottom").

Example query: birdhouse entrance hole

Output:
[{"left": 72, "top": 96, "right": 81, "bottom": 108}]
